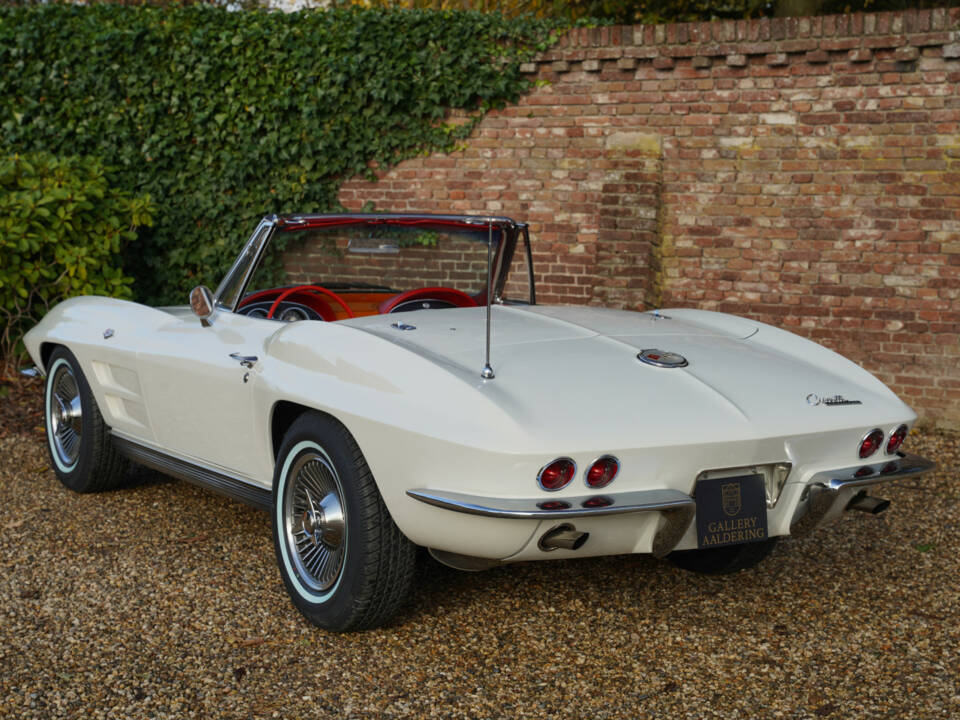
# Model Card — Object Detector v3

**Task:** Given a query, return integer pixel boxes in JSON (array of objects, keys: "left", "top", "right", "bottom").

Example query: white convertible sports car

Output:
[{"left": 24, "top": 213, "right": 935, "bottom": 631}]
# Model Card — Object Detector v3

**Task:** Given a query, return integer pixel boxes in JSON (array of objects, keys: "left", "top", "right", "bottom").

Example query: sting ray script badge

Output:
[{"left": 807, "top": 394, "right": 862, "bottom": 407}]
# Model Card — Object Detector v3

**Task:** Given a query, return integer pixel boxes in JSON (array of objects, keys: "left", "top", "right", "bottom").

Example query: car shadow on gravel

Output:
[
  {"left": 121, "top": 463, "right": 178, "bottom": 490},
  {"left": 399, "top": 546, "right": 753, "bottom": 626}
]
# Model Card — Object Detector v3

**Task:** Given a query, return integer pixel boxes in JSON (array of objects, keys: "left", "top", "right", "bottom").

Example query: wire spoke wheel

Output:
[
  {"left": 49, "top": 362, "right": 83, "bottom": 469},
  {"left": 272, "top": 413, "right": 416, "bottom": 631},
  {"left": 283, "top": 451, "right": 347, "bottom": 593}
]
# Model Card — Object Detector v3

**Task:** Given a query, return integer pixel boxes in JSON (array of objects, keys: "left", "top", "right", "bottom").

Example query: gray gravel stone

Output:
[{"left": 1, "top": 429, "right": 957, "bottom": 719}]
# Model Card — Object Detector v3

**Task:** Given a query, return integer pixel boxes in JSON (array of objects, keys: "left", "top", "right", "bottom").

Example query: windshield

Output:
[
  {"left": 275, "top": 220, "right": 501, "bottom": 296},
  {"left": 232, "top": 216, "right": 516, "bottom": 322}
]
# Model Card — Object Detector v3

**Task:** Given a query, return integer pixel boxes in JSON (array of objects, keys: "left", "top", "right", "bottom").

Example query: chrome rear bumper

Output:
[
  {"left": 409, "top": 451, "right": 935, "bottom": 559},
  {"left": 406, "top": 487, "right": 695, "bottom": 557},
  {"left": 790, "top": 452, "right": 935, "bottom": 536},
  {"left": 406, "top": 487, "right": 693, "bottom": 519}
]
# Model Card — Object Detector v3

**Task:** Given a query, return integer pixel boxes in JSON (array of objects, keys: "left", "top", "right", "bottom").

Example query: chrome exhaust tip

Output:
[
  {"left": 538, "top": 523, "right": 589, "bottom": 552},
  {"left": 847, "top": 492, "right": 890, "bottom": 515}
]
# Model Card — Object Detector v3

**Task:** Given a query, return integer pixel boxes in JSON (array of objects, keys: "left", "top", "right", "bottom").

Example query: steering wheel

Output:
[{"left": 267, "top": 285, "right": 356, "bottom": 320}]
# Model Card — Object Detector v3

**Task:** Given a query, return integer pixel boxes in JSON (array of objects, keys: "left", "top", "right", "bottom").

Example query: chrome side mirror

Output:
[{"left": 189, "top": 286, "right": 215, "bottom": 326}]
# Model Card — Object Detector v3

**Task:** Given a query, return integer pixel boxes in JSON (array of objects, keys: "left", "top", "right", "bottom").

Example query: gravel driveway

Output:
[{"left": 1, "top": 428, "right": 957, "bottom": 719}]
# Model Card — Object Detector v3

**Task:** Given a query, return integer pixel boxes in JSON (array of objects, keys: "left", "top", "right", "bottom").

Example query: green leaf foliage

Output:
[
  {"left": 0, "top": 6, "right": 559, "bottom": 304},
  {"left": 367, "top": 0, "right": 767, "bottom": 23},
  {"left": 0, "top": 152, "right": 153, "bottom": 368},
  {"left": 366, "top": 0, "right": 960, "bottom": 24}
]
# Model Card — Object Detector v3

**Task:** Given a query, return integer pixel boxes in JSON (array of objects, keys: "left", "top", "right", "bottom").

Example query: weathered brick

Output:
[
  {"left": 894, "top": 46, "right": 920, "bottom": 61},
  {"left": 759, "top": 112, "right": 797, "bottom": 125},
  {"left": 782, "top": 39, "right": 820, "bottom": 53},
  {"left": 765, "top": 53, "right": 788, "bottom": 66},
  {"left": 911, "top": 32, "right": 952, "bottom": 47},
  {"left": 741, "top": 42, "right": 777, "bottom": 55},
  {"left": 652, "top": 56, "right": 675, "bottom": 70},
  {"left": 805, "top": 50, "right": 830, "bottom": 64},
  {"left": 848, "top": 48, "right": 873, "bottom": 62},
  {"left": 726, "top": 54, "right": 748, "bottom": 66},
  {"left": 864, "top": 35, "right": 907, "bottom": 49},
  {"left": 691, "top": 56, "right": 712, "bottom": 69}
]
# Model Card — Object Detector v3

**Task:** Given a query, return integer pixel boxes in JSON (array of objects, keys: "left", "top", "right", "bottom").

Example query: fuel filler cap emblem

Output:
[{"left": 637, "top": 349, "right": 688, "bottom": 368}]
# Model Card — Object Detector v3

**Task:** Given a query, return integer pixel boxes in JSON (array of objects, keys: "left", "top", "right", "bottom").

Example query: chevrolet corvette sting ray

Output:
[{"left": 24, "top": 213, "right": 935, "bottom": 631}]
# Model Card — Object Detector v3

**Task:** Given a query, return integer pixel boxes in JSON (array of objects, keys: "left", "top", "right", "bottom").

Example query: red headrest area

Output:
[{"left": 378, "top": 287, "right": 479, "bottom": 314}]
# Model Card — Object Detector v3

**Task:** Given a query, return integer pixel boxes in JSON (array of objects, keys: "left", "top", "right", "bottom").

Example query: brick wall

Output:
[
  {"left": 337, "top": 9, "right": 960, "bottom": 430},
  {"left": 282, "top": 228, "right": 490, "bottom": 293}
]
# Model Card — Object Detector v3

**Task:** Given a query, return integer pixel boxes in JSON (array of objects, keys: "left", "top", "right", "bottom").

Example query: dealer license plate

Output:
[{"left": 694, "top": 474, "right": 768, "bottom": 549}]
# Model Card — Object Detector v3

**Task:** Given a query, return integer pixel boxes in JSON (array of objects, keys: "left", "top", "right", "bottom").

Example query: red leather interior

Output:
[{"left": 378, "top": 287, "right": 479, "bottom": 314}]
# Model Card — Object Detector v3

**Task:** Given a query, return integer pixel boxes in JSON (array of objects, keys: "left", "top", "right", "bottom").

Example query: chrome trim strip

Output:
[
  {"left": 521, "top": 224, "right": 536, "bottom": 305},
  {"left": 112, "top": 435, "right": 272, "bottom": 511},
  {"left": 278, "top": 212, "right": 518, "bottom": 229},
  {"left": 214, "top": 216, "right": 278, "bottom": 313},
  {"left": 406, "top": 487, "right": 694, "bottom": 520},
  {"left": 810, "top": 452, "right": 935, "bottom": 491}
]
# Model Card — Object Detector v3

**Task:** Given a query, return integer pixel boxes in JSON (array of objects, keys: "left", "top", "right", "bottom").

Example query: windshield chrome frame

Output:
[
  {"left": 521, "top": 224, "right": 536, "bottom": 305},
  {"left": 213, "top": 215, "right": 279, "bottom": 313},
  {"left": 213, "top": 212, "right": 534, "bottom": 315}
]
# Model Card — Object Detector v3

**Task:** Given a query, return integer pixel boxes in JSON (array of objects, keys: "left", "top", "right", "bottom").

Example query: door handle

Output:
[{"left": 229, "top": 352, "right": 258, "bottom": 369}]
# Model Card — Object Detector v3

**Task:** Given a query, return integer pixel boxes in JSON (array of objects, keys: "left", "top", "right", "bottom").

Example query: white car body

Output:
[{"left": 24, "top": 213, "right": 934, "bottom": 628}]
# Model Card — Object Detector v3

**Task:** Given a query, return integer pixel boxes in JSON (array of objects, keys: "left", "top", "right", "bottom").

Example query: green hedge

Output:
[
  {"left": 0, "top": 153, "right": 153, "bottom": 368},
  {"left": 0, "top": 6, "right": 559, "bottom": 305}
]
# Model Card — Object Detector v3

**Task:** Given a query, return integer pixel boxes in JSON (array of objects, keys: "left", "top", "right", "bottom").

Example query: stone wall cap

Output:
[{"left": 560, "top": 9, "right": 960, "bottom": 52}]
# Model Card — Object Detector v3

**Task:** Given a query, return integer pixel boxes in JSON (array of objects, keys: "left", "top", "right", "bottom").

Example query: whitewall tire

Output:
[
  {"left": 272, "top": 412, "right": 416, "bottom": 631},
  {"left": 43, "top": 347, "right": 128, "bottom": 493}
]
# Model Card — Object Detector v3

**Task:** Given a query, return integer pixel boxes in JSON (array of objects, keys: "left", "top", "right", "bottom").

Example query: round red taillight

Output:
[
  {"left": 585, "top": 456, "right": 620, "bottom": 488},
  {"left": 537, "top": 458, "right": 576, "bottom": 492},
  {"left": 886, "top": 424, "right": 907, "bottom": 455},
  {"left": 858, "top": 429, "right": 884, "bottom": 459}
]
